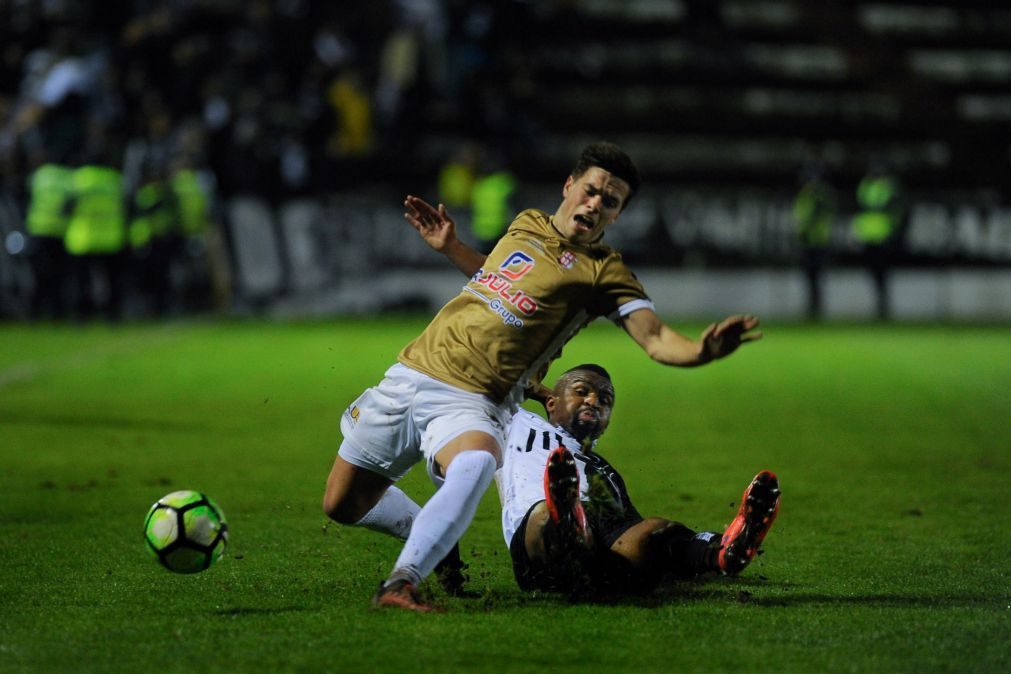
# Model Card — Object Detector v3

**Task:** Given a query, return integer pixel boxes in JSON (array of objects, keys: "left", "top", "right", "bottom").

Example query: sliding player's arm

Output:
[
  {"left": 621, "top": 309, "right": 762, "bottom": 366},
  {"left": 404, "top": 195, "right": 486, "bottom": 277}
]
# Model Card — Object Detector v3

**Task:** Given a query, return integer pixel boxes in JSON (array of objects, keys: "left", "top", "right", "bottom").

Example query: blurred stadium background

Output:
[{"left": 1, "top": 0, "right": 1010, "bottom": 322}]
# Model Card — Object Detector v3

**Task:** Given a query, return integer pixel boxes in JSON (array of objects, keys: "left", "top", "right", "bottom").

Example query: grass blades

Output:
[{"left": 1, "top": 319, "right": 1008, "bottom": 672}]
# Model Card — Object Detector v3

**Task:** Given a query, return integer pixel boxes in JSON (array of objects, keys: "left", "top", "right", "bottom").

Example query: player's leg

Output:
[
  {"left": 607, "top": 517, "right": 721, "bottom": 591},
  {"left": 326, "top": 364, "right": 431, "bottom": 536},
  {"left": 542, "top": 446, "right": 591, "bottom": 549},
  {"left": 374, "top": 377, "right": 508, "bottom": 611},
  {"left": 380, "top": 432, "right": 499, "bottom": 591},
  {"left": 505, "top": 449, "right": 598, "bottom": 596},
  {"left": 718, "top": 470, "right": 781, "bottom": 575},
  {"left": 322, "top": 453, "right": 407, "bottom": 530},
  {"left": 325, "top": 450, "right": 470, "bottom": 599}
]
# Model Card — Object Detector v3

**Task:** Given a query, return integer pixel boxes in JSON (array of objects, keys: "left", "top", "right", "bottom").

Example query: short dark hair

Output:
[
  {"left": 571, "top": 142, "right": 641, "bottom": 208},
  {"left": 563, "top": 363, "right": 612, "bottom": 381}
]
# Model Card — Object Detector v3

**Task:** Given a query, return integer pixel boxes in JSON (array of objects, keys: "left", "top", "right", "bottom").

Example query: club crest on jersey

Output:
[
  {"left": 499, "top": 251, "right": 535, "bottom": 281},
  {"left": 558, "top": 251, "right": 577, "bottom": 269}
]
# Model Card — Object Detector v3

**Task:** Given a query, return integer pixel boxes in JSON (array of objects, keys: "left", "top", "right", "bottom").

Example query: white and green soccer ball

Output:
[{"left": 144, "top": 490, "right": 229, "bottom": 574}]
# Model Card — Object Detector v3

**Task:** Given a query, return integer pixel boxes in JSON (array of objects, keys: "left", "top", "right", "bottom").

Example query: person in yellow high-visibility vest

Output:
[
  {"left": 129, "top": 175, "right": 177, "bottom": 316},
  {"left": 792, "top": 163, "right": 836, "bottom": 321},
  {"left": 470, "top": 158, "right": 516, "bottom": 254},
  {"left": 65, "top": 164, "right": 127, "bottom": 320},
  {"left": 851, "top": 164, "right": 903, "bottom": 320},
  {"left": 171, "top": 169, "right": 209, "bottom": 238},
  {"left": 437, "top": 143, "right": 480, "bottom": 209},
  {"left": 25, "top": 163, "right": 73, "bottom": 319}
]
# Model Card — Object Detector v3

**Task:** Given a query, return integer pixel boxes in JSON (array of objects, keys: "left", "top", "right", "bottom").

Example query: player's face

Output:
[
  {"left": 547, "top": 371, "right": 615, "bottom": 443},
  {"left": 553, "top": 167, "right": 631, "bottom": 245}
]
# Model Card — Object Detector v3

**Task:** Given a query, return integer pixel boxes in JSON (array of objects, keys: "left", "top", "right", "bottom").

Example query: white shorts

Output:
[{"left": 338, "top": 363, "right": 515, "bottom": 481}]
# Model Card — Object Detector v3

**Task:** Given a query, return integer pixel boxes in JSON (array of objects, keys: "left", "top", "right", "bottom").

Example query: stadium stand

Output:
[{"left": 1, "top": 1, "right": 1009, "bottom": 319}]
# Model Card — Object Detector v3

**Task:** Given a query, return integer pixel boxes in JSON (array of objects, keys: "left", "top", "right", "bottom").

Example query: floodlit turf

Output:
[{"left": 1, "top": 318, "right": 1008, "bottom": 673}]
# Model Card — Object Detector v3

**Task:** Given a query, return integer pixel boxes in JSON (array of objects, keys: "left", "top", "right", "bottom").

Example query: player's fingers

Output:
[
  {"left": 437, "top": 204, "right": 452, "bottom": 224},
  {"left": 721, "top": 315, "right": 760, "bottom": 337},
  {"left": 405, "top": 195, "right": 436, "bottom": 217}
]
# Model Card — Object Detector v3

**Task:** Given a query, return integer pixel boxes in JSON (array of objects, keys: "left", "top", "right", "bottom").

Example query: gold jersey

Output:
[{"left": 399, "top": 208, "right": 654, "bottom": 402}]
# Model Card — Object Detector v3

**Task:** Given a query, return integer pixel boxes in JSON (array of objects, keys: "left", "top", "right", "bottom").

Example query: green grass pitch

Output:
[{"left": 0, "top": 318, "right": 1007, "bottom": 672}]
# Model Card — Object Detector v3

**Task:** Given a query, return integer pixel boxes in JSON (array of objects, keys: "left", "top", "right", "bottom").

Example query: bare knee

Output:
[
  {"left": 322, "top": 455, "right": 392, "bottom": 524},
  {"left": 322, "top": 490, "right": 364, "bottom": 524}
]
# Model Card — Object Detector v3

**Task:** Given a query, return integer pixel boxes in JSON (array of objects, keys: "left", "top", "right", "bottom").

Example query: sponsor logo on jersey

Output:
[
  {"left": 558, "top": 251, "right": 576, "bottom": 269},
  {"left": 475, "top": 271, "right": 538, "bottom": 315},
  {"left": 463, "top": 287, "right": 525, "bottom": 327},
  {"left": 499, "top": 251, "right": 534, "bottom": 280},
  {"left": 464, "top": 251, "right": 541, "bottom": 327}
]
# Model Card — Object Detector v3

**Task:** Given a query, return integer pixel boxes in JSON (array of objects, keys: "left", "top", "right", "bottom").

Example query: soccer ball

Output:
[{"left": 144, "top": 490, "right": 229, "bottom": 574}]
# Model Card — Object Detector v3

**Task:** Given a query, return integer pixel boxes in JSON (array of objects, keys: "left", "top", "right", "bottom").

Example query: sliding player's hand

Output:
[
  {"left": 700, "top": 315, "right": 762, "bottom": 361},
  {"left": 405, "top": 195, "right": 457, "bottom": 253}
]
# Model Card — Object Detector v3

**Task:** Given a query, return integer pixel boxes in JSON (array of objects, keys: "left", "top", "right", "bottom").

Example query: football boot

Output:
[
  {"left": 718, "top": 470, "right": 781, "bottom": 576},
  {"left": 544, "top": 446, "right": 590, "bottom": 546},
  {"left": 372, "top": 579, "right": 439, "bottom": 613}
]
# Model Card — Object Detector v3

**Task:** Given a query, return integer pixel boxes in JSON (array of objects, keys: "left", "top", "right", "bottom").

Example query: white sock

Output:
[
  {"left": 355, "top": 486, "right": 420, "bottom": 540},
  {"left": 387, "top": 450, "right": 496, "bottom": 586}
]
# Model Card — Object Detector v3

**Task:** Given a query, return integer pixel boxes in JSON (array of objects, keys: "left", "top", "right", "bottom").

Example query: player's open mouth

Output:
[{"left": 574, "top": 214, "right": 594, "bottom": 230}]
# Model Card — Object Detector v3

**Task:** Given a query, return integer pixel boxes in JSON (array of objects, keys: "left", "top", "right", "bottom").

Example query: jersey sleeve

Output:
[{"left": 590, "top": 254, "right": 654, "bottom": 321}]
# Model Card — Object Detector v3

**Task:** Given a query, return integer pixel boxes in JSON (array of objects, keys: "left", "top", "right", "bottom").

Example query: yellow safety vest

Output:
[
  {"left": 65, "top": 166, "right": 126, "bottom": 255},
  {"left": 26, "top": 164, "right": 72, "bottom": 237},
  {"left": 793, "top": 180, "right": 834, "bottom": 247},
  {"left": 852, "top": 176, "right": 898, "bottom": 245},
  {"left": 438, "top": 162, "right": 475, "bottom": 208},
  {"left": 130, "top": 181, "right": 175, "bottom": 249},
  {"left": 471, "top": 172, "right": 515, "bottom": 242},
  {"left": 171, "top": 170, "right": 209, "bottom": 237}
]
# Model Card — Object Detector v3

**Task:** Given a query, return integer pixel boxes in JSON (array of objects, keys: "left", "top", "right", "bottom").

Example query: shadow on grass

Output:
[
  {"left": 727, "top": 591, "right": 998, "bottom": 609},
  {"left": 478, "top": 581, "right": 996, "bottom": 611},
  {"left": 211, "top": 606, "right": 311, "bottom": 617}
]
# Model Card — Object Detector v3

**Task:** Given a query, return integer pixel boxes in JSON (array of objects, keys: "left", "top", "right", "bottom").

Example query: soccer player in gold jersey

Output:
[{"left": 322, "top": 142, "right": 761, "bottom": 611}]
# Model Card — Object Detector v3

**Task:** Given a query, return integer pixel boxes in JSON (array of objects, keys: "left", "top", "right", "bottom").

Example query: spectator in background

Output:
[
  {"left": 469, "top": 150, "right": 515, "bottom": 253},
  {"left": 792, "top": 161, "right": 836, "bottom": 321},
  {"left": 437, "top": 141, "right": 481, "bottom": 209},
  {"left": 64, "top": 144, "right": 128, "bottom": 321},
  {"left": 123, "top": 101, "right": 178, "bottom": 316},
  {"left": 25, "top": 162, "right": 73, "bottom": 319},
  {"left": 170, "top": 122, "right": 230, "bottom": 314},
  {"left": 326, "top": 68, "right": 374, "bottom": 158},
  {"left": 851, "top": 161, "right": 904, "bottom": 321}
]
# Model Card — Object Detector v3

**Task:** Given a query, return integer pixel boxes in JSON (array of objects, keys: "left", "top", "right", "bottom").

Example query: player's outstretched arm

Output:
[
  {"left": 404, "top": 195, "right": 487, "bottom": 277},
  {"left": 621, "top": 309, "right": 762, "bottom": 367}
]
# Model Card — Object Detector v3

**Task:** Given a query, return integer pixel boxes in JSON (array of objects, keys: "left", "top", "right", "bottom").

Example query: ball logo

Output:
[{"left": 499, "top": 251, "right": 535, "bottom": 281}]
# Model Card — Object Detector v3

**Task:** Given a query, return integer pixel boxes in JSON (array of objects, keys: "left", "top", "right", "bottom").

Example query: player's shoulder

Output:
[
  {"left": 507, "top": 208, "right": 551, "bottom": 233},
  {"left": 512, "top": 408, "right": 549, "bottom": 430}
]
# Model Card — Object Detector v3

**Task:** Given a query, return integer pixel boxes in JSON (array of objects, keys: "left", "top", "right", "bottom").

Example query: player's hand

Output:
[
  {"left": 699, "top": 315, "right": 762, "bottom": 361},
  {"left": 405, "top": 195, "right": 456, "bottom": 253}
]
